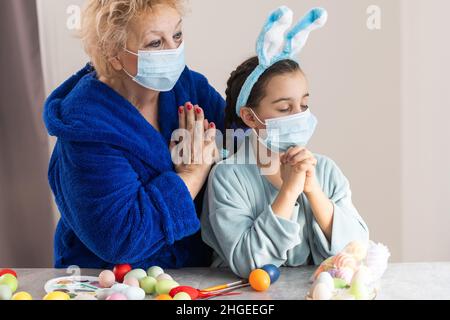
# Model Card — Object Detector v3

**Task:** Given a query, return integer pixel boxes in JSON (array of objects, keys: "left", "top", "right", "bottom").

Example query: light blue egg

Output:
[{"left": 123, "top": 286, "right": 146, "bottom": 300}]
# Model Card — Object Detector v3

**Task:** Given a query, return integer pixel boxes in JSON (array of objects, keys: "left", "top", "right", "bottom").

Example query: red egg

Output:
[
  {"left": 113, "top": 264, "right": 132, "bottom": 283},
  {"left": 0, "top": 269, "right": 17, "bottom": 278},
  {"left": 169, "top": 286, "right": 199, "bottom": 300}
]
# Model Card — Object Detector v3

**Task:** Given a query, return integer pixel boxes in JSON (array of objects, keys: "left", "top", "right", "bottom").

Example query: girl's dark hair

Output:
[{"left": 224, "top": 56, "right": 302, "bottom": 130}]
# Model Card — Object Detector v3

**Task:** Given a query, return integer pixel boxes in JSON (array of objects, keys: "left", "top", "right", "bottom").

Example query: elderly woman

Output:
[{"left": 43, "top": 0, "right": 225, "bottom": 269}]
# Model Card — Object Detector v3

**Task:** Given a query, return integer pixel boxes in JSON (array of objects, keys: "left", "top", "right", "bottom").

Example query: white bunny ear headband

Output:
[{"left": 235, "top": 6, "right": 328, "bottom": 117}]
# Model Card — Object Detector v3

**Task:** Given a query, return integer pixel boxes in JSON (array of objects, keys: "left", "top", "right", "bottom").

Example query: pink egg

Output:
[
  {"left": 99, "top": 270, "right": 116, "bottom": 288},
  {"left": 156, "top": 273, "right": 173, "bottom": 281},
  {"left": 106, "top": 293, "right": 128, "bottom": 300},
  {"left": 123, "top": 277, "right": 140, "bottom": 287}
]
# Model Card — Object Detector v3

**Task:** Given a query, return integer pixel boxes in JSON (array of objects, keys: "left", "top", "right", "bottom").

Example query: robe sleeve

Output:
[
  {"left": 311, "top": 157, "right": 370, "bottom": 259},
  {"left": 52, "top": 140, "right": 200, "bottom": 264}
]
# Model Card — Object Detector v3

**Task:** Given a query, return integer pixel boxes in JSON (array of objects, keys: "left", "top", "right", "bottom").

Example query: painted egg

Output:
[
  {"left": 353, "top": 266, "right": 371, "bottom": 286},
  {"left": 124, "top": 269, "right": 147, "bottom": 282},
  {"left": 0, "top": 269, "right": 17, "bottom": 278},
  {"left": 312, "top": 283, "right": 332, "bottom": 300},
  {"left": 261, "top": 265, "right": 280, "bottom": 284},
  {"left": 312, "top": 265, "right": 325, "bottom": 281},
  {"left": 156, "top": 273, "right": 173, "bottom": 281},
  {"left": 99, "top": 270, "right": 116, "bottom": 288},
  {"left": 169, "top": 286, "right": 199, "bottom": 300},
  {"left": 111, "top": 283, "right": 129, "bottom": 293},
  {"left": 349, "top": 268, "right": 371, "bottom": 300},
  {"left": 249, "top": 269, "right": 271, "bottom": 292},
  {"left": 147, "top": 266, "right": 164, "bottom": 279},
  {"left": 123, "top": 286, "right": 146, "bottom": 300},
  {"left": 0, "top": 285, "right": 12, "bottom": 300},
  {"left": 316, "top": 272, "right": 334, "bottom": 291},
  {"left": 96, "top": 288, "right": 115, "bottom": 300},
  {"left": 106, "top": 293, "right": 128, "bottom": 300},
  {"left": 155, "top": 280, "right": 179, "bottom": 295},
  {"left": 113, "top": 264, "right": 132, "bottom": 283},
  {"left": 173, "top": 292, "right": 192, "bottom": 300},
  {"left": 11, "top": 291, "right": 32, "bottom": 300},
  {"left": 0, "top": 274, "right": 18, "bottom": 293},
  {"left": 333, "top": 278, "right": 348, "bottom": 289},
  {"left": 139, "top": 276, "right": 157, "bottom": 294},
  {"left": 43, "top": 291, "right": 71, "bottom": 300},
  {"left": 333, "top": 253, "right": 358, "bottom": 271},
  {"left": 349, "top": 282, "right": 370, "bottom": 300},
  {"left": 328, "top": 267, "right": 354, "bottom": 284},
  {"left": 156, "top": 294, "right": 173, "bottom": 300},
  {"left": 123, "top": 277, "right": 140, "bottom": 287}
]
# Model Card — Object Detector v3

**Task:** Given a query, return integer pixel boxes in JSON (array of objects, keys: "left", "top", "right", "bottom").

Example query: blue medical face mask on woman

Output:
[
  {"left": 250, "top": 108, "right": 318, "bottom": 153},
  {"left": 123, "top": 42, "right": 186, "bottom": 92}
]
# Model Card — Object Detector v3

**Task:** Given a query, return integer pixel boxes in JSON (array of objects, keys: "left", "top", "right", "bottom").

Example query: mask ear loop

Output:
[
  {"left": 246, "top": 108, "right": 270, "bottom": 150},
  {"left": 248, "top": 108, "right": 266, "bottom": 127},
  {"left": 123, "top": 47, "right": 139, "bottom": 56},
  {"left": 120, "top": 48, "right": 138, "bottom": 80}
]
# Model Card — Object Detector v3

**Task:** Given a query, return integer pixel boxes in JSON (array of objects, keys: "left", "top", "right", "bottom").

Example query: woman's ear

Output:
[
  {"left": 108, "top": 56, "right": 124, "bottom": 72},
  {"left": 240, "top": 107, "right": 260, "bottom": 129}
]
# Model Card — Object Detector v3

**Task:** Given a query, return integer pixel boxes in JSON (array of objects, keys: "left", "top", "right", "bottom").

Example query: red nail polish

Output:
[
  {"left": 210, "top": 123, "right": 215, "bottom": 128},
  {"left": 179, "top": 107, "right": 184, "bottom": 114},
  {"left": 187, "top": 104, "right": 193, "bottom": 111},
  {"left": 196, "top": 107, "right": 202, "bottom": 114}
]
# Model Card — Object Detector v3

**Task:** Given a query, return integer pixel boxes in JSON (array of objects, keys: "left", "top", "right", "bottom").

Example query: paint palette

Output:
[{"left": 44, "top": 276, "right": 105, "bottom": 299}]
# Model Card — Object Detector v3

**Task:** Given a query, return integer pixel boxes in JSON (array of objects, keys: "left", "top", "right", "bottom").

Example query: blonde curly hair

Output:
[{"left": 80, "top": 0, "right": 186, "bottom": 78}]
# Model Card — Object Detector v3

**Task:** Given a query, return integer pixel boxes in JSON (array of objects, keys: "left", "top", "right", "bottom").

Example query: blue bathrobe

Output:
[{"left": 43, "top": 63, "right": 225, "bottom": 269}]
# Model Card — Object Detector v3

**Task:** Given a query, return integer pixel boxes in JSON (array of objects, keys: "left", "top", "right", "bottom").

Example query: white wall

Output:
[
  {"left": 36, "top": 0, "right": 87, "bottom": 94},
  {"left": 401, "top": 0, "right": 450, "bottom": 262},
  {"left": 36, "top": 0, "right": 450, "bottom": 262}
]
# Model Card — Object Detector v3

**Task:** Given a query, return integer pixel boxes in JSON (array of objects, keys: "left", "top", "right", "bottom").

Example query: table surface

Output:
[{"left": 9, "top": 263, "right": 450, "bottom": 300}]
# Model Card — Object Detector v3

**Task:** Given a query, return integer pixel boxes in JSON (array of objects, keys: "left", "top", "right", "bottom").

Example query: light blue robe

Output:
[{"left": 201, "top": 133, "right": 369, "bottom": 278}]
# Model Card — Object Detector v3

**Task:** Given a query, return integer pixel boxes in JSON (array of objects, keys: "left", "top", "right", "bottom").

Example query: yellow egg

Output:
[
  {"left": 156, "top": 294, "right": 173, "bottom": 300},
  {"left": 43, "top": 291, "right": 70, "bottom": 300},
  {"left": 11, "top": 291, "right": 33, "bottom": 300}
]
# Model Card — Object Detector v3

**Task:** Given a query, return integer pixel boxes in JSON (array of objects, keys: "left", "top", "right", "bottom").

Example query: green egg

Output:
[
  {"left": 0, "top": 285, "right": 12, "bottom": 300},
  {"left": 139, "top": 276, "right": 157, "bottom": 294},
  {"left": 334, "top": 278, "right": 349, "bottom": 289},
  {"left": 349, "top": 281, "right": 370, "bottom": 300},
  {"left": 173, "top": 292, "right": 191, "bottom": 300},
  {"left": 124, "top": 269, "right": 147, "bottom": 281},
  {"left": 155, "top": 280, "right": 179, "bottom": 295},
  {"left": 147, "top": 266, "right": 164, "bottom": 279},
  {"left": 0, "top": 274, "right": 18, "bottom": 293}
]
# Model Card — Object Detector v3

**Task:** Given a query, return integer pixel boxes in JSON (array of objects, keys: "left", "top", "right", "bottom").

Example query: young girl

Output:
[{"left": 201, "top": 7, "right": 369, "bottom": 278}]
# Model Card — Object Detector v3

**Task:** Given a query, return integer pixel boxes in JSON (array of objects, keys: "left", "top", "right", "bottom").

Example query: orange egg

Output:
[
  {"left": 156, "top": 294, "right": 173, "bottom": 300},
  {"left": 249, "top": 269, "right": 271, "bottom": 292}
]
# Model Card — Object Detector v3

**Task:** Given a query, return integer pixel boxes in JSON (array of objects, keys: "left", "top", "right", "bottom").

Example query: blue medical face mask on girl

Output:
[
  {"left": 250, "top": 108, "right": 318, "bottom": 153},
  {"left": 123, "top": 41, "right": 186, "bottom": 92}
]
